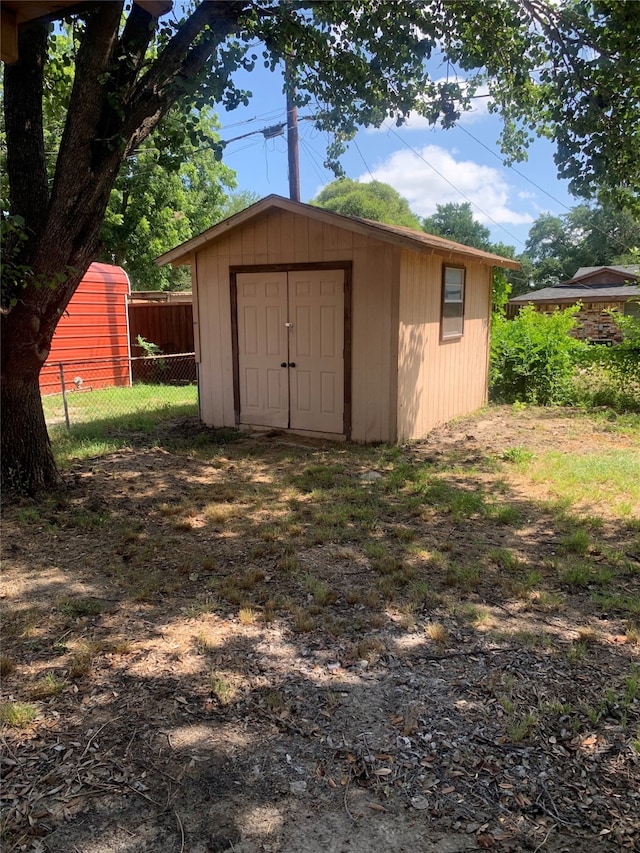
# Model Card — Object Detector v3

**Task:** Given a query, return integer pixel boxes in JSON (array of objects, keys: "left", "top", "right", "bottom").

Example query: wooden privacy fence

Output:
[{"left": 127, "top": 293, "right": 194, "bottom": 383}]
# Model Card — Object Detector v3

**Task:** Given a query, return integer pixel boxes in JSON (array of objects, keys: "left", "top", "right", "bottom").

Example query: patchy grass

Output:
[
  {"left": 527, "top": 448, "right": 640, "bottom": 516},
  {"left": 29, "top": 673, "right": 66, "bottom": 699},
  {"left": 2, "top": 405, "right": 639, "bottom": 852},
  {"left": 0, "top": 702, "right": 37, "bottom": 728}
]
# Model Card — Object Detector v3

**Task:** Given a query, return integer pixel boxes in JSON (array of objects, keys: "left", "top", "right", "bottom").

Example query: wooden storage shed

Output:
[
  {"left": 157, "top": 195, "right": 519, "bottom": 443},
  {"left": 40, "top": 262, "right": 131, "bottom": 395}
]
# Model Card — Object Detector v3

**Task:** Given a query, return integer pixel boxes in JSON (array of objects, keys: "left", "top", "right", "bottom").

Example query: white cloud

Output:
[{"left": 362, "top": 144, "right": 534, "bottom": 227}]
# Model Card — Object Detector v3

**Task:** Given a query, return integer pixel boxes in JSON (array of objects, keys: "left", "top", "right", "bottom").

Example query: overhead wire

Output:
[
  {"left": 299, "top": 137, "right": 331, "bottom": 186},
  {"left": 220, "top": 137, "right": 265, "bottom": 158},
  {"left": 352, "top": 136, "right": 376, "bottom": 184},
  {"left": 217, "top": 108, "right": 285, "bottom": 133},
  {"left": 453, "top": 123, "right": 572, "bottom": 212},
  {"left": 382, "top": 123, "right": 526, "bottom": 249},
  {"left": 193, "top": 82, "right": 635, "bottom": 261},
  {"left": 453, "top": 123, "right": 636, "bottom": 257}
]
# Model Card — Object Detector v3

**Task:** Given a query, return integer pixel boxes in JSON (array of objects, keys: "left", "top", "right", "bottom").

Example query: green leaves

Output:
[
  {"left": 490, "top": 305, "right": 587, "bottom": 405},
  {"left": 422, "top": 203, "right": 516, "bottom": 312},
  {"left": 23, "top": 1, "right": 640, "bottom": 221},
  {"left": 423, "top": 203, "right": 492, "bottom": 251},
  {"left": 0, "top": 215, "right": 32, "bottom": 310},
  {"left": 311, "top": 179, "right": 422, "bottom": 229},
  {"left": 523, "top": 204, "right": 640, "bottom": 288}
]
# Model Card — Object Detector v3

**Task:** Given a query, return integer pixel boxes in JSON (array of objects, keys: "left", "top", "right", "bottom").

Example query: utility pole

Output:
[{"left": 285, "top": 57, "right": 300, "bottom": 202}]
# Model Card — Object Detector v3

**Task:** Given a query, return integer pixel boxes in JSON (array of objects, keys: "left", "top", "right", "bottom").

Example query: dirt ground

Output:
[{"left": 1, "top": 406, "right": 639, "bottom": 853}]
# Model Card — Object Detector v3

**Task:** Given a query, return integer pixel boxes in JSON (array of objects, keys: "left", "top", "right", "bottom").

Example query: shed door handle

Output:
[
  {"left": 280, "top": 362, "right": 287, "bottom": 368},
  {"left": 288, "top": 362, "right": 296, "bottom": 368}
]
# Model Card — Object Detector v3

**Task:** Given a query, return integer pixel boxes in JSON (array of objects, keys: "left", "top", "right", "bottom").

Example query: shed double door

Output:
[{"left": 236, "top": 270, "right": 345, "bottom": 433}]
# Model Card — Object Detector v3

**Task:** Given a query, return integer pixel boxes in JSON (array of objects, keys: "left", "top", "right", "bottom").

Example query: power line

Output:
[
  {"left": 454, "top": 123, "right": 573, "bottom": 214},
  {"left": 353, "top": 136, "right": 376, "bottom": 184},
  {"left": 217, "top": 109, "right": 285, "bottom": 133},
  {"left": 454, "top": 123, "right": 636, "bottom": 257},
  {"left": 221, "top": 138, "right": 265, "bottom": 158},
  {"left": 299, "top": 137, "right": 331, "bottom": 186},
  {"left": 382, "top": 123, "right": 526, "bottom": 248},
  {"left": 217, "top": 102, "right": 635, "bottom": 259},
  {"left": 222, "top": 122, "right": 285, "bottom": 146}
]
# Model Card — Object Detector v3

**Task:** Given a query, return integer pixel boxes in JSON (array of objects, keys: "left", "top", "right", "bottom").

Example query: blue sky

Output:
[{"left": 216, "top": 61, "right": 577, "bottom": 255}]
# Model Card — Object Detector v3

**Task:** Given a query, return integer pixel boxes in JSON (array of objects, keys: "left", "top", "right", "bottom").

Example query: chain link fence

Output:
[{"left": 42, "top": 353, "right": 198, "bottom": 430}]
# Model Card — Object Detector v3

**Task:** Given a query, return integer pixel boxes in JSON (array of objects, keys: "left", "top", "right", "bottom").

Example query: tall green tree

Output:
[
  {"left": 524, "top": 204, "right": 640, "bottom": 287},
  {"left": 423, "top": 203, "right": 492, "bottom": 250},
  {"left": 311, "top": 179, "right": 422, "bottom": 228},
  {"left": 3, "top": 0, "right": 640, "bottom": 495},
  {"left": 216, "top": 189, "right": 262, "bottom": 221},
  {"left": 19, "top": 30, "right": 238, "bottom": 292}
]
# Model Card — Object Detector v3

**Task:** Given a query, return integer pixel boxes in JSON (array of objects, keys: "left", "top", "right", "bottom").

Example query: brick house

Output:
[{"left": 507, "top": 266, "right": 640, "bottom": 343}]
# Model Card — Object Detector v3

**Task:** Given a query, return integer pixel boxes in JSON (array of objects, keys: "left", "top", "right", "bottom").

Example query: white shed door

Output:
[{"left": 236, "top": 270, "right": 344, "bottom": 433}]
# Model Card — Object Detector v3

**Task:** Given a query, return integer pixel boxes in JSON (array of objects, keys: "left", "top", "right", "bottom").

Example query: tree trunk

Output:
[
  {"left": 1, "top": 2, "right": 247, "bottom": 497},
  {"left": 1, "top": 359, "right": 62, "bottom": 497},
  {"left": 1, "top": 262, "right": 102, "bottom": 497}
]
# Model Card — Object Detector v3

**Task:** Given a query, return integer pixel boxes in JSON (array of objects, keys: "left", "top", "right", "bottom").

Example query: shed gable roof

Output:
[{"left": 156, "top": 194, "right": 520, "bottom": 270}]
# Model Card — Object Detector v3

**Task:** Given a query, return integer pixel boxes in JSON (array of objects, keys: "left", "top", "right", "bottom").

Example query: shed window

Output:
[{"left": 441, "top": 266, "right": 465, "bottom": 340}]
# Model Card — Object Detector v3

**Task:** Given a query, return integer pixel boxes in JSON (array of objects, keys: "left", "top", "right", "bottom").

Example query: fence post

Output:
[{"left": 58, "top": 363, "right": 71, "bottom": 430}]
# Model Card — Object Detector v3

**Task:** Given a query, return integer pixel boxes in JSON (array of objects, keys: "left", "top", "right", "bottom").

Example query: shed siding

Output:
[
  {"left": 397, "top": 253, "right": 491, "bottom": 439},
  {"left": 196, "top": 248, "right": 236, "bottom": 427},
  {"left": 350, "top": 243, "right": 400, "bottom": 443},
  {"left": 194, "top": 208, "right": 400, "bottom": 441}
]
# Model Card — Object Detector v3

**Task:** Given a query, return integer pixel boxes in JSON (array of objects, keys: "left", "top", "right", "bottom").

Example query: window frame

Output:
[{"left": 440, "top": 264, "right": 466, "bottom": 341}]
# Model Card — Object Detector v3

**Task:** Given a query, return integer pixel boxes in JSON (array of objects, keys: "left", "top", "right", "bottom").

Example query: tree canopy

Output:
[
  {"left": 1, "top": 28, "right": 239, "bottom": 292},
  {"left": 422, "top": 203, "right": 492, "bottom": 250},
  {"left": 523, "top": 203, "right": 640, "bottom": 287},
  {"left": 2, "top": 0, "right": 639, "bottom": 495},
  {"left": 311, "top": 179, "right": 422, "bottom": 228}
]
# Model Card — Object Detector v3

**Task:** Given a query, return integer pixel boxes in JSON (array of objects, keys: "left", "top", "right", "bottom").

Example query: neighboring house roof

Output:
[
  {"left": 510, "top": 285, "right": 640, "bottom": 304},
  {"left": 571, "top": 265, "right": 640, "bottom": 282},
  {"left": 509, "top": 264, "right": 640, "bottom": 305},
  {"left": 157, "top": 194, "right": 521, "bottom": 271}
]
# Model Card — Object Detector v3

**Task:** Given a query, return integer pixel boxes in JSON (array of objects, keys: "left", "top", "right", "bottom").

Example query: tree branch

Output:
[
  {"left": 116, "top": 0, "right": 157, "bottom": 91},
  {"left": 48, "top": 2, "right": 124, "bottom": 226},
  {"left": 122, "top": 0, "right": 248, "bottom": 151}
]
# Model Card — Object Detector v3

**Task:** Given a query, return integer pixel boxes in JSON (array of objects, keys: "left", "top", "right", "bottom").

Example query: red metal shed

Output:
[{"left": 39, "top": 262, "right": 132, "bottom": 395}]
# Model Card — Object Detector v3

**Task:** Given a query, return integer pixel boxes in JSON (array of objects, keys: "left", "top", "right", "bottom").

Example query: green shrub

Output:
[
  {"left": 490, "top": 305, "right": 587, "bottom": 405},
  {"left": 575, "top": 309, "right": 640, "bottom": 412}
]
